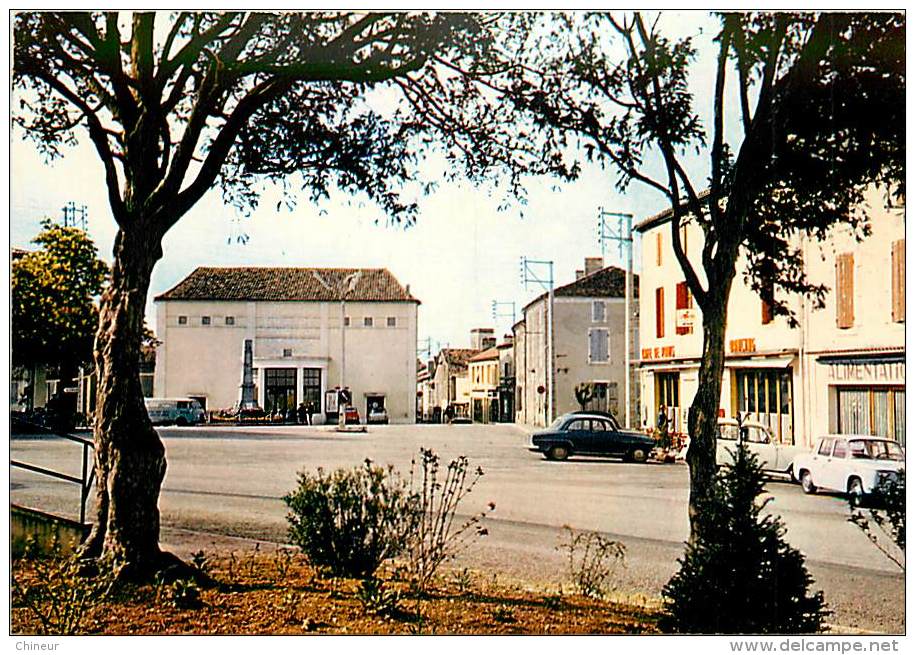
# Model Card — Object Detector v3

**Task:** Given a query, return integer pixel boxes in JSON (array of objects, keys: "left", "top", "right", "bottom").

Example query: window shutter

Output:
[
  {"left": 892, "top": 240, "right": 905, "bottom": 323},
  {"left": 836, "top": 253, "right": 855, "bottom": 329},
  {"left": 600, "top": 329, "right": 609, "bottom": 362},
  {"left": 656, "top": 232, "right": 663, "bottom": 266},
  {"left": 675, "top": 282, "right": 688, "bottom": 309},
  {"left": 656, "top": 287, "right": 665, "bottom": 338}
]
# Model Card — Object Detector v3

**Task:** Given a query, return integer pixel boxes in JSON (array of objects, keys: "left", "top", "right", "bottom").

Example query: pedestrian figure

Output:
[
  {"left": 297, "top": 402, "right": 308, "bottom": 425},
  {"left": 657, "top": 404, "right": 671, "bottom": 450}
]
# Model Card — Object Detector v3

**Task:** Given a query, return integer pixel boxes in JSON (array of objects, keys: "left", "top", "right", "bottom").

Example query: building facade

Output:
[
  {"left": 427, "top": 348, "right": 478, "bottom": 420},
  {"left": 154, "top": 267, "right": 419, "bottom": 423},
  {"left": 468, "top": 347, "right": 500, "bottom": 423},
  {"left": 514, "top": 257, "right": 640, "bottom": 427},
  {"left": 636, "top": 186, "right": 904, "bottom": 448}
]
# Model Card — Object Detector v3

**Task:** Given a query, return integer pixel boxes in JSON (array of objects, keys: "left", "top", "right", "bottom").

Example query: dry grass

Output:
[{"left": 11, "top": 549, "right": 662, "bottom": 636}]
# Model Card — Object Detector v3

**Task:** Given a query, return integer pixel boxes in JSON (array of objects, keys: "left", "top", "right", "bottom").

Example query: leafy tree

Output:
[
  {"left": 505, "top": 11, "right": 904, "bottom": 542},
  {"left": 660, "top": 442, "right": 828, "bottom": 634},
  {"left": 848, "top": 470, "right": 905, "bottom": 571},
  {"left": 12, "top": 11, "right": 570, "bottom": 579},
  {"left": 12, "top": 220, "right": 109, "bottom": 408}
]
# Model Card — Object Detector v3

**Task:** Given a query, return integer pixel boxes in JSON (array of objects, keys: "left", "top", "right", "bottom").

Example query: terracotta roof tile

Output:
[
  {"left": 468, "top": 347, "right": 500, "bottom": 362},
  {"left": 155, "top": 267, "right": 418, "bottom": 303}
]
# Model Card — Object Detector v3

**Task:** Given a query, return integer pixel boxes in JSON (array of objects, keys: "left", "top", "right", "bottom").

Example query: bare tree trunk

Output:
[
  {"left": 685, "top": 281, "right": 733, "bottom": 545},
  {"left": 78, "top": 226, "right": 173, "bottom": 580}
]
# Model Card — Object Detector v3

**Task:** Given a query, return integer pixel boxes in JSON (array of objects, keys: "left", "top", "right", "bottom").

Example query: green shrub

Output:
[
  {"left": 848, "top": 469, "right": 905, "bottom": 570},
  {"left": 355, "top": 576, "right": 402, "bottom": 616},
  {"left": 284, "top": 459, "right": 418, "bottom": 579},
  {"left": 661, "top": 442, "right": 828, "bottom": 634},
  {"left": 557, "top": 525, "right": 626, "bottom": 599}
]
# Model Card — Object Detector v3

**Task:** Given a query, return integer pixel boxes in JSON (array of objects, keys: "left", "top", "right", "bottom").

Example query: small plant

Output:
[
  {"left": 285, "top": 459, "right": 419, "bottom": 579},
  {"left": 848, "top": 469, "right": 905, "bottom": 571},
  {"left": 272, "top": 547, "right": 295, "bottom": 584},
  {"left": 12, "top": 553, "right": 113, "bottom": 635},
  {"left": 405, "top": 448, "right": 495, "bottom": 593},
  {"left": 557, "top": 526, "right": 626, "bottom": 599},
  {"left": 168, "top": 578, "right": 202, "bottom": 609},
  {"left": 661, "top": 442, "right": 828, "bottom": 634},
  {"left": 492, "top": 605, "right": 516, "bottom": 623},
  {"left": 451, "top": 567, "right": 473, "bottom": 594},
  {"left": 190, "top": 550, "right": 210, "bottom": 575},
  {"left": 279, "top": 589, "right": 302, "bottom": 624},
  {"left": 223, "top": 551, "right": 240, "bottom": 586},
  {"left": 355, "top": 576, "right": 402, "bottom": 616}
]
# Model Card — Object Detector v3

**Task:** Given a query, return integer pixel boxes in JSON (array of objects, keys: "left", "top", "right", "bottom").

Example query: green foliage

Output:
[
  {"left": 848, "top": 470, "right": 905, "bottom": 571},
  {"left": 12, "top": 220, "right": 108, "bottom": 370},
  {"left": 557, "top": 525, "right": 626, "bottom": 599},
  {"left": 284, "top": 459, "right": 418, "bottom": 579},
  {"left": 355, "top": 577, "right": 402, "bottom": 617},
  {"left": 190, "top": 550, "right": 210, "bottom": 575},
  {"left": 661, "top": 443, "right": 828, "bottom": 634},
  {"left": 405, "top": 448, "right": 495, "bottom": 594},
  {"left": 492, "top": 605, "right": 516, "bottom": 623},
  {"left": 12, "top": 551, "right": 113, "bottom": 635}
]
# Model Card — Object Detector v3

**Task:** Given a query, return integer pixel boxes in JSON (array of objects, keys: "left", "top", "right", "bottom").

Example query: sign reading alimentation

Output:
[{"left": 826, "top": 361, "right": 905, "bottom": 383}]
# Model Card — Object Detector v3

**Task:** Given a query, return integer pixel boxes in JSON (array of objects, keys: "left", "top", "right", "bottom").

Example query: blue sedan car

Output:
[{"left": 529, "top": 411, "right": 656, "bottom": 462}]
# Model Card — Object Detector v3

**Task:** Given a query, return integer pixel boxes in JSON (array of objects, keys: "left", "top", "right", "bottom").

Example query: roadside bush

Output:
[
  {"left": 12, "top": 541, "right": 113, "bottom": 635},
  {"left": 404, "top": 448, "right": 495, "bottom": 593},
  {"left": 557, "top": 525, "right": 626, "bottom": 598},
  {"left": 661, "top": 443, "right": 828, "bottom": 634},
  {"left": 355, "top": 576, "right": 402, "bottom": 617},
  {"left": 848, "top": 469, "right": 905, "bottom": 571},
  {"left": 284, "top": 459, "right": 418, "bottom": 579}
]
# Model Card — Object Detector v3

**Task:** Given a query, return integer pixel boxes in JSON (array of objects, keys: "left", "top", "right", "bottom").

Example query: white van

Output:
[{"left": 144, "top": 398, "right": 206, "bottom": 426}]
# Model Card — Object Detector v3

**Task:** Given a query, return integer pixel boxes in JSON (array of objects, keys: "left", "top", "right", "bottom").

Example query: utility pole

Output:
[
  {"left": 60, "top": 201, "right": 88, "bottom": 231},
  {"left": 491, "top": 300, "right": 516, "bottom": 333},
  {"left": 599, "top": 208, "right": 635, "bottom": 429},
  {"left": 520, "top": 257, "right": 555, "bottom": 425}
]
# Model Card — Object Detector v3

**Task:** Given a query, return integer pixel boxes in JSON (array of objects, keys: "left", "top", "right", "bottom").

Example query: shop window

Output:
[
  {"left": 225, "top": 316, "right": 235, "bottom": 326},
  {"left": 655, "top": 287, "right": 665, "bottom": 338},
  {"left": 892, "top": 239, "right": 905, "bottom": 323},
  {"left": 592, "top": 301, "right": 606, "bottom": 323},
  {"left": 178, "top": 316, "right": 187, "bottom": 325},
  {"left": 675, "top": 282, "right": 692, "bottom": 335},
  {"left": 734, "top": 369, "right": 794, "bottom": 444},
  {"left": 201, "top": 316, "right": 211, "bottom": 325},
  {"left": 837, "top": 386, "right": 905, "bottom": 445},
  {"left": 364, "top": 317, "right": 373, "bottom": 327},
  {"left": 264, "top": 368, "right": 296, "bottom": 415},
  {"left": 836, "top": 253, "right": 855, "bottom": 329},
  {"left": 302, "top": 368, "right": 322, "bottom": 408},
  {"left": 387, "top": 316, "right": 397, "bottom": 327}
]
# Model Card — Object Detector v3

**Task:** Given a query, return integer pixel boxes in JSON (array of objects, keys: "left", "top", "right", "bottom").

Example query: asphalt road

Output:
[{"left": 10, "top": 423, "right": 904, "bottom": 633}]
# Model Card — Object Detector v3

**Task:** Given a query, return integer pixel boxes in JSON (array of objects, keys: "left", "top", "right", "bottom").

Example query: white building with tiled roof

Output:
[{"left": 153, "top": 266, "right": 419, "bottom": 423}]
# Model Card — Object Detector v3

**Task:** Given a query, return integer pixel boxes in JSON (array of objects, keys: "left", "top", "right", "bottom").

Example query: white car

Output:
[
  {"left": 716, "top": 419, "right": 805, "bottom": 478},
  {"left": 792, "top": 436, "right": 905, "bottom": 503}
]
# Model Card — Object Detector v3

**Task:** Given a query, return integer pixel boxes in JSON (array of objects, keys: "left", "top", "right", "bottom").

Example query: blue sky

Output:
[{"left": 9, "top": 10, "right": 726, "bottom": 352}]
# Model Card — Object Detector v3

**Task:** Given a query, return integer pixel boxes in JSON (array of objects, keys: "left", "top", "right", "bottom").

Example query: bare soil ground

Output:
[{"left": 11, "top": 546, "right": 662, "bottom": 636}]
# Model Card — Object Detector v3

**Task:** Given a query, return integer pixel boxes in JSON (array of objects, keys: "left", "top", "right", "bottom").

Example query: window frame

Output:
[
  {"left": 201, "top": 316, "right": 211, "bottom": 326},
  {"left": 363, "top": 316, "right": 374, "bottom": 327}
]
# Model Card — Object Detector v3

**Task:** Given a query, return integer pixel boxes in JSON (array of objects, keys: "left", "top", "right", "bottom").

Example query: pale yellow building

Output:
[
  {"left": 468, "top": 347, "right": 500, "bottom": 423},
  {"left": 636, "top": 186, "right": 904, "bottom": 448},
  {"left": 154, "top": 267, "right": 419, "bottom": 423}
]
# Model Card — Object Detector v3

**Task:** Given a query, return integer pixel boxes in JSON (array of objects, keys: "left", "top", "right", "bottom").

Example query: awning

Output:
[
  {"left": 726, "top": 356, "right": 795, "bottom": 369},
  {"left": 638, "top": 361, "right": 698, "bottom": 372},
  {"left": 816, "top": 352, "right": 905, "bottom": 366}
]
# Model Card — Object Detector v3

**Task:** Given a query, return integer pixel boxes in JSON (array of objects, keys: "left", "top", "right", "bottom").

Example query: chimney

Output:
[
  {"left": 405, "top": 284, "right": 410, "bottom": 296},
  {"left": 584, "top": 257, "right": 604, "bottom": 276},
  {"left": 575, "top": 270, "right": 585, "bottom": 280},
  {"left": 470, "top": 327, "right": 495, "bottom": 350}
]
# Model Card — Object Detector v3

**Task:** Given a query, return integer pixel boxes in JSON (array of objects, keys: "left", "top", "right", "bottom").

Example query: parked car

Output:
[
  {"left": 792, "top": 436, "right": 905, "bottom": 504},
  {"left": 145, "top": 398, "right": 206, "bottom": 426},
  {"left": 367, "top": 405, "right": 389, "bottom": 425},
  {"left": 344, "top": 405, "right": 360, "bottom": 425},
  {"left": 529, "top": 412, "right": 656, "bottom": 462},
  {"left": 716, "top": 418, "right": 805, "bottom": 478}
]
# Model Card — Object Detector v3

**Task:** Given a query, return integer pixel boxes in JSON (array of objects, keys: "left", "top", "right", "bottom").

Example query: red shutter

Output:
[
  {"left": 892, "top": 240, "right": 905, "bottom": 323},
  {"left": 656, "top": 287, "right": 665, "bottom": 338},
  {"left": 675, "top": 282, "right": 689, "bottom": 335}
]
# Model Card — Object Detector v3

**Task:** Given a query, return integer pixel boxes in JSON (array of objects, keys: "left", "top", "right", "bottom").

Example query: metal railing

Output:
[{"left": 10, "top": 416, "right": 95, "bottom": 525}]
